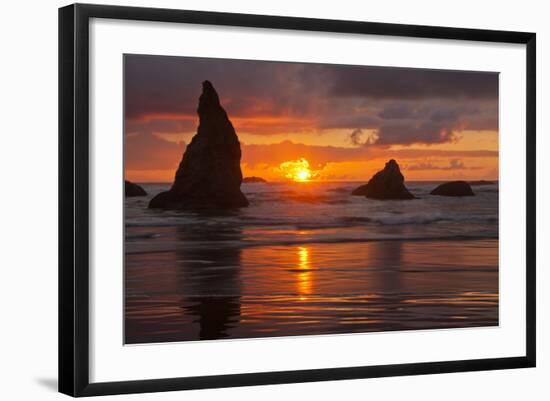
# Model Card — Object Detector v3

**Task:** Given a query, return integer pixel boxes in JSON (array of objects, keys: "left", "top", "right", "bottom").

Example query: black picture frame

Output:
[{"left": 59, "top": 3, "right": 536, "bottom": 397}]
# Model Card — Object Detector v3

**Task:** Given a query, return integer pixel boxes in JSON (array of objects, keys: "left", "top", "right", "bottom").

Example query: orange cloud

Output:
[{"left": 131, "top": 112, "right": 317, "bottom": 136}]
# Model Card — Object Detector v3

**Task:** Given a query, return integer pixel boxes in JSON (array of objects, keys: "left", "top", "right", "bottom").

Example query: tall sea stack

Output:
[{"left": 149, "top": 81, "right": 249, "bottom": 210}]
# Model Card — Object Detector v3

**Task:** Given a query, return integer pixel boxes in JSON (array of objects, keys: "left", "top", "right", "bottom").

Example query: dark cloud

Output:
[
  {"left": 348, "top": 128, "right": 379, "bottom": 146},
  {"left": 430, "top": 108, "right": 460, "bottom": 122},
  {"left": 326, "top": 65, "right": 499, "bottom": 100},
  {"left": 360, "top": 101, "right": 497, "bottom": 146},
  {"left": 241, "top": 141, "right": 496, "bottom": 170},
  {"left": 125, "top": 55, "right": 318, "bottom": 120},
  {"left": 375, "top": 122, "right": 457, "bottom": 145},
  {"left": 378, "top": 103, "right": 417, "bottom": 120},
  {"left": 125, "top": 54, "right": 499, "bottom": 147},
  {"left": 318, "top": 113, "right": 381, "bottom": 130}
]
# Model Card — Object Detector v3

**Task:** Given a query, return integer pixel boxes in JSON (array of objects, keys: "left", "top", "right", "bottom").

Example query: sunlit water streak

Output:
[{"left": 125, "top": 181, "right": 498, "bottom": 344}]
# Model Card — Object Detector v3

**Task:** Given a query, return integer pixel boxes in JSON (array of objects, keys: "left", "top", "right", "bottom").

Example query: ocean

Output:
[{"left": 125, "top": 181, "right": 499, "bottom": 344}]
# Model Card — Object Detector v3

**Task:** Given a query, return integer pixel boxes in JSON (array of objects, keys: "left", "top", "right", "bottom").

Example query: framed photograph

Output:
[{"left": 59, "top": 3, "right": 536, "bottom": 397}]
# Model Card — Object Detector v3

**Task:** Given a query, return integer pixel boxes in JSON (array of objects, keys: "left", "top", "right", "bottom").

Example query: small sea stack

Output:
[
  {"left": 125, "top": 180, "right": 147, "bottom": 197},
  {"left": 430, "top": 181, "right": 475, "bottom": 197},
  {"left": 149, "top": 81, "right": 249, "bottom": 210},
  {"left": 243, "top": 176, "right": 267, "bottom": 183},
  {"left": 351, "top": 159, "right": 415, "bottom": 200}
]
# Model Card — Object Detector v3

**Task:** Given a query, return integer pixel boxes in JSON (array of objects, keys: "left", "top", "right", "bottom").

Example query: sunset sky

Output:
[{"left": 124, "top": 55, "right": 498, "bottom": 182}]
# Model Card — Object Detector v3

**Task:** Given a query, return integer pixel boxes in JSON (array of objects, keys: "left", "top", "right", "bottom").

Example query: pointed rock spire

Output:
[
  {"left": 149, "top": 81, "right": 249, "bottom": 210},
  {"left": 198, "top": 80, "right": 221, "bottom": 115}
]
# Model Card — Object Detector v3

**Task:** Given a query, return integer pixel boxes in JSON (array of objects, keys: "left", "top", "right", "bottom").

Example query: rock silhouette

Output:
[
  {"left": 242, "top": 176, "right": 267, "bottom": 183},
  {"left": 431, "top": 181, "right": 475, "bottom": 197},
  {"left": 125, "top": 180, "right": 147, "bottom": 197},
  {"left": 149, "top": 81, "right": 249, "bottom": 210},
  {"left": 352, "top": 159, "right": 415, "bottom": 200}
]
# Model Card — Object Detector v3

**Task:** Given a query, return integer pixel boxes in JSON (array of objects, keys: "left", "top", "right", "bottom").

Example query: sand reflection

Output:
[
  {"left": 175, "top": 225, "right": 243, "bottom": 340},
  {"left": 126, "top": 236, "right": 498, "bottom": 343}
]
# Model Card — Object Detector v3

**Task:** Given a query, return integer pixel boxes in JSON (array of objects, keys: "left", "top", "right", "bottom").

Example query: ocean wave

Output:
[
  {"left": 251, "top": 193, "right": 350, "bottom": 205},
  {"left": 326, "top": 187, "right": 352, "bottom": 193},
  {"left": 126, "top": 212, "right": 497, "bottom": 230},
  {"left": 475, "top": 187, "right": 499, "bottom": 193},
  {"left": 339, "top": 213, "right": 498, "bottom": 226},
  {"left": 125, "top": 233, "right": 499, "bottom": 255}
]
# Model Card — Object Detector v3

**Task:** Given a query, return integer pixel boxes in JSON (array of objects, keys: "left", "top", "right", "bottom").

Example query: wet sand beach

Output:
[{"left": 125, "top": 182, "right": 498, "bottom": 344}]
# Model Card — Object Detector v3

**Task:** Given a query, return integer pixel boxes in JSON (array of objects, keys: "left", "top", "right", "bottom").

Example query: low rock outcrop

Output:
[
  {"left": 149, "top": 81, "right": 249, "bottom": 210},
  {"left": 351, "top": 159, "right": 415, "bottom": 200},
  {"left": 125, "top": 180, "right": 147, "bottom": 197},
  {"left": 430, "top": 181, "right": 475, "bottom": 197},
  {"left": 243, "top": 176, "right": 267, "bottom": 183}
]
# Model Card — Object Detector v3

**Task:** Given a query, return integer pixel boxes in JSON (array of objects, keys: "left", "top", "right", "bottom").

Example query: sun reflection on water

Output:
[{"left": 297, "top": 246, "right": 312, "bottom": 300}]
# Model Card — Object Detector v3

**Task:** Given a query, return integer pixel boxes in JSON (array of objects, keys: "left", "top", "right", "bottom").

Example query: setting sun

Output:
[
  {"left": 295, "top": 169, "right": 311, "bottom": 182},
  {"left": 279, "top": 158, "right": 314, "bottom": 182}
]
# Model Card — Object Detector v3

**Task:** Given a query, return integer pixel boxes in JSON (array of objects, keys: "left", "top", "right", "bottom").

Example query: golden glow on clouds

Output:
[
  {"left": 125, "top": 126, "right": 499, "bottom": 182},
  {"left": 149, "top": 128, "right": 367, "bottom": 149},
  {"left": 125, "top": 169, "right": 175, "bottom": 183},
  {"left": 134, "top": 112, "right": 316, "bottom": 136},
  {"left": 278, "top": 158, "right": 316, "bottom": 182}
]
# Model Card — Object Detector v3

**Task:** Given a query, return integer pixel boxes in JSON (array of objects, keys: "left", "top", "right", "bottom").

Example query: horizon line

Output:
[{"left": 127, "top": 178, "right": 499, "bottom": 184}]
